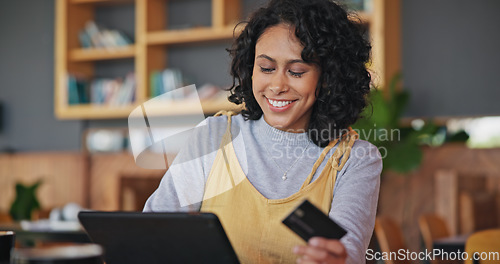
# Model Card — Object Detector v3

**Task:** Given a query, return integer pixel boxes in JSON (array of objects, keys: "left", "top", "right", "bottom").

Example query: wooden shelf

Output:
[
  {"left": 70, "top": 0, "right": 133, "bottom": 5},
  {"left": 139, "top": 98, "right": 242, "bottom": 117},
  {"left": 56, "top": 104, "right": 138, "bottom": 119},
  {"left": 56, "top": 98, "right": 242, "bottom": 119},
  {"left": 147, "top": 26, "right": 238, "bottom": 46},
  {"left": 69, "top": 46, "right": 136, "bottom": 61}
]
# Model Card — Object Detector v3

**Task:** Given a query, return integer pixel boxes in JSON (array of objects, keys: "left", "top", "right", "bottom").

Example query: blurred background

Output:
[{"left": 0, "top": 0, "right": 499, "bottom": 259}]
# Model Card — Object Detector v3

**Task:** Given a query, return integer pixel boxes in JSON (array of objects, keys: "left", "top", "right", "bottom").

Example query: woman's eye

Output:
[
  {"left": 289, "top": 70, "right": 305, "bottom": 77},
  {"left": 260, "top": 67, "right": 274, "bottom": 73}
]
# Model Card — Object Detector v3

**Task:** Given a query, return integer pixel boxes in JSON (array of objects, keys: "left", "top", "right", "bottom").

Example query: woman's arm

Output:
[
  {"left": 294, "top": 140, "right": 382, "bottom": 264},
  {"left": 143, "top": 115, "right": 229, "bottom": 212}
]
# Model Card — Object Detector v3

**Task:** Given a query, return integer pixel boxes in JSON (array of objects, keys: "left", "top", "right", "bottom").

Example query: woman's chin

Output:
[{"left": 264, "top": 118, "right": 304, "bottom": 133}]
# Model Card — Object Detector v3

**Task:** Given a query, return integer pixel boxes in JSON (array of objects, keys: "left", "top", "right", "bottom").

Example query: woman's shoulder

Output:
[
  {"left": 332, "top": 138, "right": 382, "bottom": 185},
  {"left": 348, "top": 139, "right": 383, "bottom": 169},
  {"left": 351, "top": 138, "right": 379, "bottom": 152}
]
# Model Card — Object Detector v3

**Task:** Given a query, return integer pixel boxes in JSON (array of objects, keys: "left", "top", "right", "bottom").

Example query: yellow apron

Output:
[{"left": 201, "top": 111, "right": 358, "bottom": 263}]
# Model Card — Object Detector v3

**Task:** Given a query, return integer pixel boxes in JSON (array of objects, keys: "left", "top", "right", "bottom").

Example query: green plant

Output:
[
  {"left": 9, "top": 180, "right": 42, "bottom": 221},
  {"left": 352, "top": 74, "right": 438, "bottom": 173}
]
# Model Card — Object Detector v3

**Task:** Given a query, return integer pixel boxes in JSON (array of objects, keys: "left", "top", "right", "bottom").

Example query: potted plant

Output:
[
  {"left": 9, "top": 181, "right": 42, "bottom": 221},
  {"left": 352, "top": 74, "right": 439, "bottom": 173}
]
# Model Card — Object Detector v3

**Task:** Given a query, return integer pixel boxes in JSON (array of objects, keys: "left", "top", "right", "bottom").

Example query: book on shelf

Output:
[
  {"left": 67, "top": 75, "right": 89, "bottom": 105},
  {"left": 67, "top": 73, "right": 136, "bottom": 106},
  {"left": 149, "top": 68, "right": 230, "bottom": 102},
  {"left": 150, "top": 68, "right": 184, "bottom": 100},
  {"left": 79, "top": 21, "right": 133, "bottom": 49},
  {"left": 150, "top": 71, "right": 164, "bottom": 99},
  {"left": 91, "top": 73, "right": 136, "bottom": 106}
]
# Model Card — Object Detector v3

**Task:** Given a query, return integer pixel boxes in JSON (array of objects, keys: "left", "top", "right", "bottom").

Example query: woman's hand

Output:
[{"left": 293, "top": 237, "right": 347, "bottom": 264}]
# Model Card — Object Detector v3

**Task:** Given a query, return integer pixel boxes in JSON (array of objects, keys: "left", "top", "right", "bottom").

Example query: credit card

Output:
[{"left": 282, "top": 199, "right": 347, "bottom": 242}]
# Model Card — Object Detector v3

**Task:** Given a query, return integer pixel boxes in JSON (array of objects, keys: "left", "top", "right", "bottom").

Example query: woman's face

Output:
[{"left": 252, "top": 23, "right": 320, "bottom": 132}]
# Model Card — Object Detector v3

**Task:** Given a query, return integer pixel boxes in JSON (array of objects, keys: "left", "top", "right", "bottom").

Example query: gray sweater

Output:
[{"left": 144, "top": 114, "right": 382, "bottom": 264}]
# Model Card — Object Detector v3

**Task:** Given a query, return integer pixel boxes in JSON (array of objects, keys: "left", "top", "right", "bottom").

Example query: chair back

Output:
[
  {"left": 119, "top": 174, "right": 163, "bottom": 211},
  {"left": 465, "top": 229, "right": 500, "bottom": 264},
  {"left": 375, "top": 216, "right": 408, "bottom": 264},
  {"left": 419, "top": 214, "right": 451, "bottom": 251},
  {"left": 460, "top": 191, "right": 498, "bottom": 234},
  {"left": 419, "top": 214, "right": 455, "bottom": 264}
]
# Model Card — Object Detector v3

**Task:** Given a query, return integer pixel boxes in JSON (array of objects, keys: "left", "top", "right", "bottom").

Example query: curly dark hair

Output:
[{"left": 227, "top": 0, "right": 371, "bottom": 147}]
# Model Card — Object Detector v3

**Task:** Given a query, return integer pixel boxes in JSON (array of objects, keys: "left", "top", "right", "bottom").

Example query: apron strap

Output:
[
  {"left": 331, "top": 129, "right": 358, "bottom": 171},
  {"left": 300, "top": 128, "right": 358, "bottom": 188},
  {"left": 214, "top": 110, "right": 236, "bottom": 146},
  {"left": 214, "top": 110, "right": 237, "bottom": 185},
  {"left": 215, "top": 110, "right": 236, "bottom": 118}
]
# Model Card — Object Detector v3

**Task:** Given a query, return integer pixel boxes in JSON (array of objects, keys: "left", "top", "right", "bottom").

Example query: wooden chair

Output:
[
  {"left": 419, "top": 214, "right": 452, "bottom": 264},
  {"left": 434, "top": 170, "right": 497, "bottom": 235},
  {"left": 119, "top": 174, "right": 163, "bottom": 211},
  {"left": 375, "top": 216, "right": 409, "bottom": 264},
  {"left": 465, "top": 229, "right": 500, "bottom": 264},
  {"left": 460, "top": 191, "right": 498, "bottom": 234}
]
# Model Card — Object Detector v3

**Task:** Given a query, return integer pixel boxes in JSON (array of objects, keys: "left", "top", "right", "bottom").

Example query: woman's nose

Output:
[{"left": 269, "top": 72, "right": 288, "bottom": 94}]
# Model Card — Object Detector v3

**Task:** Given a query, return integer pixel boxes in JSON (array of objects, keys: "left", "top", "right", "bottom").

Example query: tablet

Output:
[{"left": 78, "top": 211, "right": 239, "bottom": 264}]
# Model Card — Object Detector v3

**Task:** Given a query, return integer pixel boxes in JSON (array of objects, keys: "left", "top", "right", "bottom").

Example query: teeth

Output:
[{"left": 268, "top": 98, "right": 293, "bottom": 108}]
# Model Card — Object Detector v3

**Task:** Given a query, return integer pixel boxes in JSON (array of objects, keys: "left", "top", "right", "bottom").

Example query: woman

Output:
[{"left": 144, "top": 0, "right": 382, "bottom": 263}]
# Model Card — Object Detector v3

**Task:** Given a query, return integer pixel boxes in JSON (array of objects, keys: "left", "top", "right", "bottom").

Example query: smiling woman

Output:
[
  {"left": 228, "top": 0, "right": 371, "bottom": 147},
  {"left": 144, "top": 1, "right": 381, "bottom": 264}
]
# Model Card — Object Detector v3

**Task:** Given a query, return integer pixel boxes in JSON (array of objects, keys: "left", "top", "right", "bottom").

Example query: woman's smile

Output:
[{"left": 267, "top": 97, "right": 297, "bottom": 107}]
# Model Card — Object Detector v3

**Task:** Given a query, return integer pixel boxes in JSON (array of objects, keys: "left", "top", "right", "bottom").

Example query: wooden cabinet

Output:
[
  {"left": 370, "top": 0, "right": 401, "bottom": 89},
  {"left": 54, "top": 0, "right": 241, "bottom": 119},
  {"left": 349, "top": 0, "right": 402, "bottom": 89},
  {"left": 54, "top": 0, "right": 399, "bottom": 120}
]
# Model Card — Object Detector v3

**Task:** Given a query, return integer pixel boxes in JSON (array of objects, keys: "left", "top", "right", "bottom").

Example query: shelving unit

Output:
[
  {"left": 347, "top": 0, "right": 401, "bottom": 88},
  {"left": 54, "top": 0, "right": 242, "bottom": 119},
  {"left": 370, "top": 0, "right": 401, "bottom": 89},
  {"left": 54, "top": 0, "right": 400, "bottom": 120}
]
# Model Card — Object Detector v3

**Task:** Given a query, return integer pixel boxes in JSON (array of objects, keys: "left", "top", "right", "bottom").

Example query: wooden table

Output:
[
  {"left": 433, "top": 234, "right": 469, "bottom": 254},
  {"left": 0, "top": 223, "right": 90, "bottom": 247}
]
